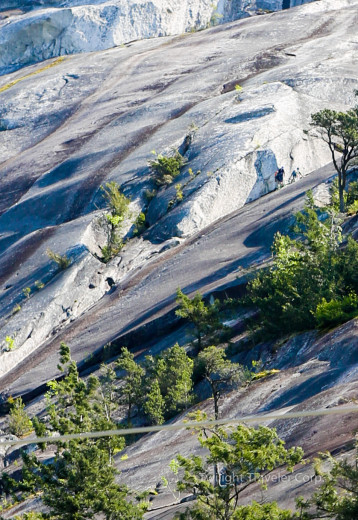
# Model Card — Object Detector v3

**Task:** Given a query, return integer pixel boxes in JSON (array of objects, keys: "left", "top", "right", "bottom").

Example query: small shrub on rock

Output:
[
  {"left": 8, "top": 396, "right": 32, "bottom": 437},
  {"left": 149, "top": 150, "right": 187, "bottom": 187},
  {"left": 144, "top": 188, "right": 157, "bottom": 202},
  {"left": 12, "top": 304, "right": 21, "bottom": 315},
  {"left": 99, "top": 182, "right": 131, "bottom": 262},
  {"left": 5, "top": 335, "right": 15, "bottom": 351},
  {"left": 133, "top": 212, "right": 148, "bottom": 236},
  {"left": 314, "top": 293, "right": 358, "bottom": 329},
  {"left": 46, "top": 248, "right": 71, "bottom": 270},
  {"left": 22, "top": 287, "right": 31, "bottom": 299}
]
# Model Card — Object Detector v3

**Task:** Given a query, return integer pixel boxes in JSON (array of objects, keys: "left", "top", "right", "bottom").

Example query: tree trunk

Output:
[
  {"left": 339, "top": 169, "right": 347, "bottom": 213},
  {"left": 213, "top": 391, "right": 219, "bottom": 421},
  {"left": 339, "top": 181, "right": 345, "bottom": 213}
]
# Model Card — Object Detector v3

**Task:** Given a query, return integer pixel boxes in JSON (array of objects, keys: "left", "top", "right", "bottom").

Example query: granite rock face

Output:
[
  {"left": 0, "top": 0, "right": 357, "bottom": 394},
  {"left": 0, "top": 0, "right": 318, "bottom": 74}
]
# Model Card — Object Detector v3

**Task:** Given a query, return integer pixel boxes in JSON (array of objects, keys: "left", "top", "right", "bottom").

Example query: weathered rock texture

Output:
[
  {"left": 0, "top": 0, "right": 357, "bottom": 399},
  {"left": 0, "top": 0, "right": 317, "bottom": 73},
  {"left": 0, "top": 2, "right": 358, "bottom": 517}
]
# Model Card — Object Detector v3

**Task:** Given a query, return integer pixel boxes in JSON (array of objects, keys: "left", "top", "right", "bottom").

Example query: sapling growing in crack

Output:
[{"left": 99, "top": 181, "right": 131, "bottom": 262}]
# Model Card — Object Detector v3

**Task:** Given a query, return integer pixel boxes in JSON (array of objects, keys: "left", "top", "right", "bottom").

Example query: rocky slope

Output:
[
  {"left": 126, "top": 318, "right": 358, "bottom": 519},
  {"left": 0, "top": 0, "right": 317, "bottom": 74},
  {"left": 3, "top": 315, "right": 358, "bottom": 518},
  {"left": 1, "top": 0, "right": 358, "bottom": 516},
  {"left": 1, "top": 0, "right": 358, "bottom": 396}
]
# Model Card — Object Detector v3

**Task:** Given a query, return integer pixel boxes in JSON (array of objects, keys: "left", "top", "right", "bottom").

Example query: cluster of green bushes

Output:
[
  {"left": 1, "top": 343, "right": 148, "bottom": 519},
  {"left": 245, "top": 191, "right": 358, "bottom": 337},
  {"left": 5, "top": 403, "right": 358, "bottom": 520},
  {"left": 3, "top": 282, "right": 357, "bottom": 519},
  {"left": 0, "top": 333, "right": 272, "bottom": 520},
  {"left": 116, "top": 344, "right": 194, "bottom": 425},
  {"left": 331, "top": 177, "right": 358, "bottom": 215},
  {"left": 148, "top": 150, "right": 187, "bottom": 187},
  {"left": 46, "top": 248, "right": 71, "bottom": 270}
]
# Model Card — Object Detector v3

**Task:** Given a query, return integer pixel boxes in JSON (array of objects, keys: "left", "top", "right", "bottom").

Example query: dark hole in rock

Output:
[
  {"left": 106, "top": 277, "right": 115, "bottom": 288},
  {"left": 89, "top": 283, "right": 96, "bottom": 289}
]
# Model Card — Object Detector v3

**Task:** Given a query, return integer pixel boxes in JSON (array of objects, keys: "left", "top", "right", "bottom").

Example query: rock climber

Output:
[
  {"left": 275, "top": 166, "right": 285, "bottom": 189},
  {"left": 290, "top": 167, "right": 301, "bottom": 183}
]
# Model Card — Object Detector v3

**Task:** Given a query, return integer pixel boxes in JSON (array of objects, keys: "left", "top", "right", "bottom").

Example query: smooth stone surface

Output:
[
  {"left": 0, "top": 0, "right": 318, "bottom": 74},
  {"left": 0, "top": 0, "right": 357, "bottom": 397}
]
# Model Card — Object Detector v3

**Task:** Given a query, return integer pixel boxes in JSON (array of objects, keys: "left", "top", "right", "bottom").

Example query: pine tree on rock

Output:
[
  {"left": 116, "top": 347, "right": 144, "bottom": 424},
  {"left": 196, "top": 345, "right": 245, "bottom": 420},
  {"left": 173, "top": 424, "right": 304, "bottom": 520},
  {"left": 1, "top": 343, "right": 147, "bottom": 520},
  {"left": 176, "top": 289, "right": 222, "bottom": 350},
  {"left": 311, "top": 93, "right": 358, "bottom": 213}
]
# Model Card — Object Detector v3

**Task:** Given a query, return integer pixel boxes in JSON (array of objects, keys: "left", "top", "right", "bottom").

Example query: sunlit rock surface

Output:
[
  {"left": 0, "top": 0, "right": 357, "bottom": 399},
  {"left": 0, "top": 0, "right": 318, "bottom": 74},
  {"left": 0, "top": 2, "right": 358, "bottom": 516}
]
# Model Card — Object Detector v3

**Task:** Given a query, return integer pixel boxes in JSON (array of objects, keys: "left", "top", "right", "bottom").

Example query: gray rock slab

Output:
[
  {"left": 0, "top": 162, "right": 337, "bottom": 396},
  {"left": 0, "top": 0, "right": 318, "bottom": 73},
  {"left": 0, "top": 0, "right": 358, "bottom": 396}
]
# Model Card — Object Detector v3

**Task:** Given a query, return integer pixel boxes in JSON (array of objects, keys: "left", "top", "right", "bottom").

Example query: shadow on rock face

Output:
[
  {"left": 244, "top": 213, "right": 295, "bottom": 249},
  {"left": 225, "top": 106, "right": 275, "bottom": 124},
  {"left": 36, "top": 158, "right": 84, "bottom": 189},
  {"left": 262, "top": 369, "right": 344, "bottom": 411}
]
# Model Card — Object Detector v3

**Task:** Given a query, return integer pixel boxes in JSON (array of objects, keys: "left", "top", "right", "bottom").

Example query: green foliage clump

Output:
[
  {"left": 196, "top": 345, "right": 245, "bottom": 419},
  {"left": 245, "top": 192, "right": 358, "bottom": 337},
  {"left": 330, "top": 177, "right": 347, "bottom": 212},
  {"left": 331, "top": 177, "right": 358, "bottom": 214},
  {"left": 115, "top": 344, "right": 194, "bottom": 426},
  {"left": 12, "top": 304, "right": 21, "bottom": 315},
  {"left": 99, "top": 181, "right": 131, "bottom": 262},
  {"left": 232, "top": 502, "right": 294, "bottom": 520},
  {"left": 168, "top": 183, "right": 184, "bottom": 210},
  {"left": 144, "top": 343, "right": 194, "bottom": 422},
  {"left": 144, "top": 188, "right": 157, "bottom": 202},
  {"left": 149, "top": 150, "right": 187, "bottom": 187},
  {"left": 46, "top": 248, "right": 71, "bottom": 270},
  {"left": 133, "top": 212, "right": 148, "bottom": 236},
  {"left": 22, "top": 287, "right": 31, "bottom": 299},
  {"left": 298, "top": 444, "right": 358, "bottom": 519},
  {"left": 314, "top": 292, "right": 358, "bottom": 329},
  {"left": 174, "top": 424, "right": 304, "bottom": 520},
  {"left": 142, "top": 378, "right": 165, "bottom": 425},
  {"left": 347, "top": 180, "right": 358, "bottom": 206},
  {"left": 8, "top": 397, "right": 32, "bottom": 437},
  {"left": 311, "top": 98, "right": 358, "bottom": 212},
  {"left": 13, "top": 514, "right": 45, "bottom": 520},
  {"left": 347, "top": 199, "right": 358, "bottom": 215},
  {"left": 2, "top": 343, "right": 147, "bottom": 520},
  {"left": 176, "top": 289, "right": 223, "bottom": 350},
  {"left": 4, "top": 335, "right": 15, "bottom": 351},
  {"left": 252, "top": 368, "right": 280, "bottom": 380},
  {"left": 116, "top": 347, "right": 145, "bottom": 423}
]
